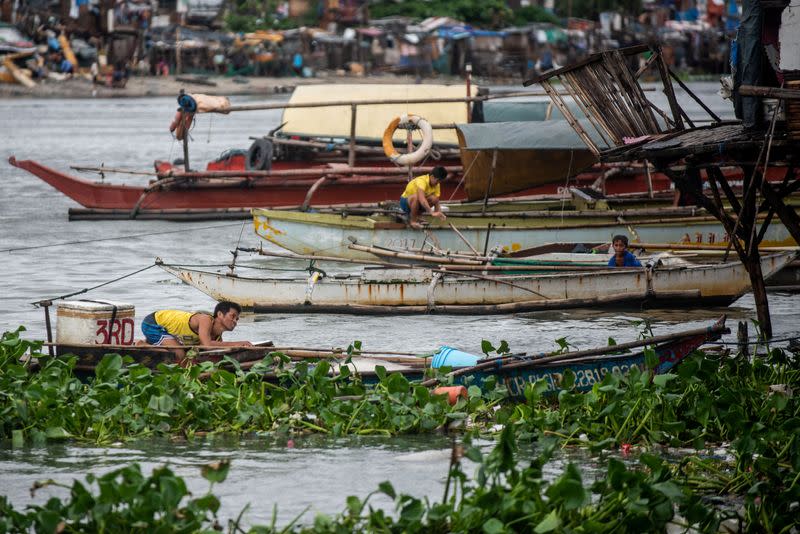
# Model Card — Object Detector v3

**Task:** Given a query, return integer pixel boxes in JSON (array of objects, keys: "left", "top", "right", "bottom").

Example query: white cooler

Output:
[{"left": 56, "top": 300, "right": 136, "bottom": 346}]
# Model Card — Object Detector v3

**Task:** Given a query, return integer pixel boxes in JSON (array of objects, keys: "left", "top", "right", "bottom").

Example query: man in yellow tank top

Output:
[
  {"left": 400, "top": 166, "right": 450, "bottom": 229},
  {"left": 140, "top": 301, "right": 253, "bottom": 358}
]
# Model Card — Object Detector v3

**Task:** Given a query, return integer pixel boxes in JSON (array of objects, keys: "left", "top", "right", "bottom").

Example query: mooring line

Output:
[
  {"left": 2, "top": 222, "right": 245, "bottom": 253},
  {"left": 31, "top": 264, "right": 157, "bottom": 307}
]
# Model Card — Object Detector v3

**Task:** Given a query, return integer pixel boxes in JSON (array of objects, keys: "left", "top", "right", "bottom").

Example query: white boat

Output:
[
  {"left": 157, "top": 252, "right": 795, "bottom": 314},
  {"left": 251, "top": 208, "right": 797, "bottom": 261}
]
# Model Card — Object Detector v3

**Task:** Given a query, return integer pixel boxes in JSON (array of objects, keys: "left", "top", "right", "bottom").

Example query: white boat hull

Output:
[
  {"left": 252, "top": 209, "right": 796, "bottom": 261},
  {"left": 159, "top": 253, "right": 794, "bottom": 314}
]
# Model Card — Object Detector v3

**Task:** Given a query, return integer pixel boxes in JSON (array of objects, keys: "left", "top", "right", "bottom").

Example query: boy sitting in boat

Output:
[
  {"left": 400, "top": 166, "right": 449, "bottom": 229},
  {"left": 608, "top": 235, "right": 642, "bottom": 267},
  {"left": 139, "top": 301, "right": 253, "bottom": 360}
]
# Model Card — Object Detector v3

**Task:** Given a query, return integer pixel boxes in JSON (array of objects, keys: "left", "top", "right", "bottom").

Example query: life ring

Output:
[
  {"left": 246, "top": 138, "right": 273, "bottom": 171},
  {"left": 382, "top": 114, "right": 434, "bottom": 166}
]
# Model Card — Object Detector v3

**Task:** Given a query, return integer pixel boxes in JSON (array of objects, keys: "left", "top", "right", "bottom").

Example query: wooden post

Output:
[
  {"left": 746, "top": 249, "right": 772, "bottom": 338},
  {"left": 182, "top": 112, "right": 190, "bottom": 172},
  {"left": 737, "top": 320, "right": 750, "bottom": 359},
  {"left": 43, "top": 301, "right": 54, "bottom": 357},
  {"left": 407, "top": 122, "right": 413, "bottom": 182},
  {"left": 482, "top": 149, "right": 498, "bottom": 215},
  {"left": 644, "top": 159, "right": 654, "bottom": 199},
  {"left": 659, "top": 163, "right": 773, "bottom": 338},
  {"left": 348, "top": 104, "right": 357, "bottom": 168},
  {"left": 465, "top": 63, "right": 472, "bottom": 122},
  {"left": 175, "top": 26, "right": 182, "bottom": 75}
]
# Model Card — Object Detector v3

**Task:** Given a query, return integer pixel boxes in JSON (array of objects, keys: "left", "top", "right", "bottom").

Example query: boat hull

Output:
[
  {"left": 9, "top": 157, "right": 466, "bottom": 210},
  {"left": 252, "top": 209, "right": 797, "bottom": 261},
  {"left": 53, "top": 320, "right": 726, "bottom": 399},
  {"left": 158, "top": 253, "right": 794, "bottom": 314}
]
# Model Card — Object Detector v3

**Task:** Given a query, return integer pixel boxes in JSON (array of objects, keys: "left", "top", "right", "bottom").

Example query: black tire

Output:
[{"left": 246, "top": 138, "right": 273, "bottom": 171}]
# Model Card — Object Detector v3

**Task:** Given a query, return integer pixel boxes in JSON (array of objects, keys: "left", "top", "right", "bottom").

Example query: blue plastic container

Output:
[{"left": 431, "top": 346, "right": 480, "bottom": 368}]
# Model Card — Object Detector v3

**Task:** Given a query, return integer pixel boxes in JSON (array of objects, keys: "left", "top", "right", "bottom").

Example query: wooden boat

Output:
[
  {"left": 49, "top": 318, "right": 728, "bottom": 400},
  {"left": 155, "top": 252, "right": 795, "bottom": 314},
  {"left": 8, "top": 157, "right": 466, "bottom": 211},
  {"left": 252, "top": 207, "right": 798, "bottom": 261},
  {"left": 422, "top": 316, "right": 728, "bottom": 398}
]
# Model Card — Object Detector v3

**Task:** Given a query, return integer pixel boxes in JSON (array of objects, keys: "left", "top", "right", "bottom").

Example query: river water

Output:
[{"left": 1, "top": 83, "right": 798, "bottom": 525}]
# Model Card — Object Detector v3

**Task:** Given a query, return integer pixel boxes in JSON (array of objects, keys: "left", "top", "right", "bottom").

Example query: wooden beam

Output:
[
  {"left": 739, "top": 85, "right": 800, "bottom": 100},
  {"left": 655, "top": 48, "right": 684, "bottom": 130},
  {"left": 759, "top": 176, "right": 800, "bottom": 245}
]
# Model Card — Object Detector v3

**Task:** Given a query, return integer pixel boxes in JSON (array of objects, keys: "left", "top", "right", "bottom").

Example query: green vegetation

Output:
[
  {"left": 222, "top": 0, "right": 563, "bottom": 32},
  {"left": 0, "top": 429, "right": 723, "bottom": 533},
  {"left": 369, "top": 0, "right": 560, "bottom": 29},
  {"left": 0, "top": 328, "right": 499, "bottom": 443},
  {"left": 224, "top": 0, "right": 321, "bottom": 32},
  {"left": 2, "top": 326, "right": 799, "bottom": 531}
]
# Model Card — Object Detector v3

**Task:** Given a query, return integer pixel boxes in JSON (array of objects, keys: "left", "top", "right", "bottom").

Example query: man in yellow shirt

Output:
[
  {"left": 400, "top": 166, "right": 449, "bottom": 229},
  {"left": 140, "top": 301, "right": 253, "bottom": 361}
]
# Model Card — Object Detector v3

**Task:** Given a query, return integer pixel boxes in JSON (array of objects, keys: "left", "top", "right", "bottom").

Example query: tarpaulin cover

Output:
[{"left": 456, "top": 119, "right": 609, "bottom": 151}]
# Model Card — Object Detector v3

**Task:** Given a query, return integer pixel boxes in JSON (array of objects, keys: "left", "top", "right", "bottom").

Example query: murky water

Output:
[{"left": 1, "top": 83, "right": 797, "bottom": 525}]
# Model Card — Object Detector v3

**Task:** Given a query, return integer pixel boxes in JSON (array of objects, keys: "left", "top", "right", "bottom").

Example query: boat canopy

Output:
[
  {"left": 280, "top": 84, "right": 477, "bottom": 146},
  {"left": 456, "top": 119, "right": 609, "bottom": 152},
  {"left": 456, "top": 120, "right": 607, "bottom": 200},
  {"left": 481, "top": 100, "right": 585, "bottom": 123}
]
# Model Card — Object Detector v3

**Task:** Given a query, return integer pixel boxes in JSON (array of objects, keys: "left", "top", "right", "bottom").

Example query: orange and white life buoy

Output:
[{"left": 382, "top": 114, "right": 434, "bottom": 166}]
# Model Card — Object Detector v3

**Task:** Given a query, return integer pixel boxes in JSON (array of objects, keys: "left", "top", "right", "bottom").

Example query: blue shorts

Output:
[
  {"left": 399, "top": 196, "right": 411, "bottom": 214},
  {"left": 141, "top": 313, "right": 178, "bottom": 345}
]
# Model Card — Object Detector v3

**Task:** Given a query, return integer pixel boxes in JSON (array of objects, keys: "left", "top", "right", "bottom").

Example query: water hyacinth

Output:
[
  {"left": 2, "top": 326, "right": 800, "bottom": 531},
  {"left": 0, "top": 428, "right": 723, "bottom": 533},
  {"left": 0, "top": 328, "right": 500, "bottom": 444}
]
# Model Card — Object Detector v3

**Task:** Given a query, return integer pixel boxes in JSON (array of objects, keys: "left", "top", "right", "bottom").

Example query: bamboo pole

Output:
[
  {"left": 347, "top": 243, "right": 485, "bottom": 265},
  {"left": 348, "top": 103, "right": 357, "bottom": 168},
  {"left": 448, "top": 222, "right": 480, "bottom": 256},
  {"left": 43, "top": 340, "right": 428, "bottom": 358},
  {"left": 251, "top": 292, "right": 646, "bottom": 315},
  {"left": 71, "top": 165, "right": 159, "bottom": 176},
  {"left": 160, "top": 165, "right": 463, "bottom": 179},
  {"left": 221, "top": 92, "right": 582, "bottom": 114}
]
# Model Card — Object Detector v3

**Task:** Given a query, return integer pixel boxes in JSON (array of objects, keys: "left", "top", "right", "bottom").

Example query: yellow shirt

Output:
[
  {"left": 401, "top": 174, "right": 440, "bottom": 199},
  {"left": 154, "top": 310, "right": 218, "bottom": 345}
]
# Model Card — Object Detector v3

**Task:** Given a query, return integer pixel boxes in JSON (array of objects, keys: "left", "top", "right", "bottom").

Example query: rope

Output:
[
  {"left": 447, "top": 151, "right": 479, "bottom": 202},
  {"left": 558, "top": 149, "right": 575, "bottom": 225},
  {"left": 31, "top": 264, "right": 157, "bottom": 307},
  {"left": 1, "top": 222, "right": 244, "bottom": 253}
]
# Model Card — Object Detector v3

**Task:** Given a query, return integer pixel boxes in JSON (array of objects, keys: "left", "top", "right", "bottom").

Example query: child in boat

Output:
[
  {"left": 400, "top": 166, "right": 449, "bottom": 229},
  {"left": 139, "top": 301, "right": 253, "bottom": 360},
  {"left": 608, "top": 235, "right": 642, "bottom": 267}
]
